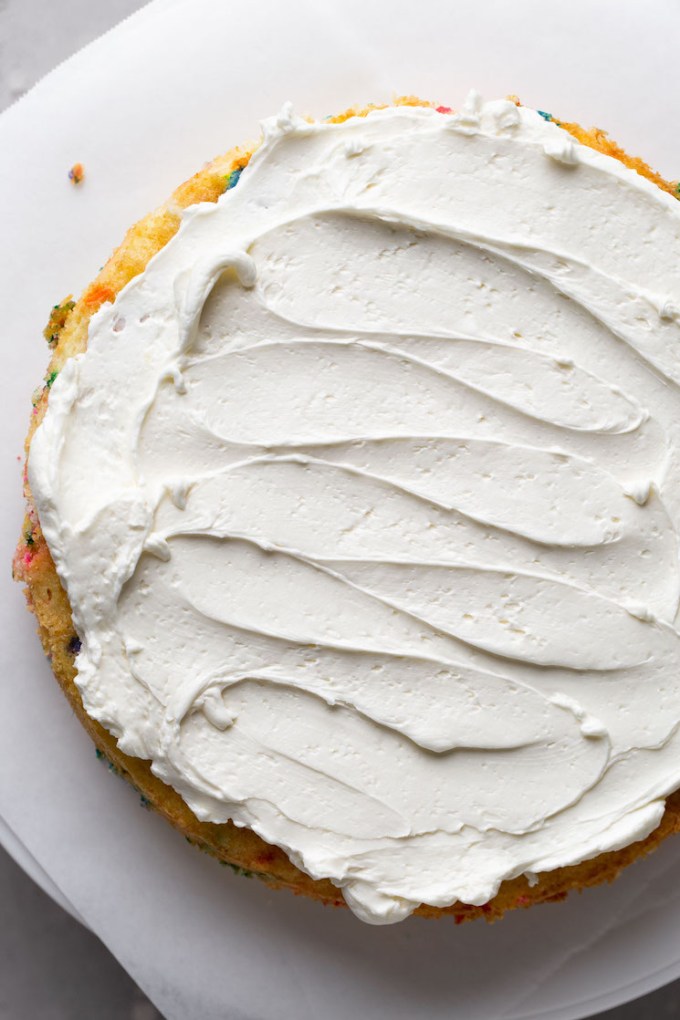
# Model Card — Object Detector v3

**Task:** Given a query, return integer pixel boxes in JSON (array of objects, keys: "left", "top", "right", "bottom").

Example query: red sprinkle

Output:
[{"left": 436, "top": 106, "right": 453, "bottom": 114}]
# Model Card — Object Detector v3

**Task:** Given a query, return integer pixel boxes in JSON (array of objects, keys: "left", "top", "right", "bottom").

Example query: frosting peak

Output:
[{"left": 29, "top": 99, "right": 680, "bottom": 923}]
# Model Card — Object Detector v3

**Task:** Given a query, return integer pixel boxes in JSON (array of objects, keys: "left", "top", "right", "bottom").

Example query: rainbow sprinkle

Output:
[
  {"left": 44, "top": 300, "right": 75, "bottom": 347},
  {"left": 224, "top": 167, "right": 243, "bottom": 192}
]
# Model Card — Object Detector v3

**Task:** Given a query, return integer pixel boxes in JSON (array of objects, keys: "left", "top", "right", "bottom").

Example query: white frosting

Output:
[{"left": 29, "top": 96, "right": 680, "bottom": 924}]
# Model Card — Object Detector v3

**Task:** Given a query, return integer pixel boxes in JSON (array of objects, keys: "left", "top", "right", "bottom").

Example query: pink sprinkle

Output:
[
  {"left": 23, "top": 551, "right": 33, "bottom": 566},
  {"left": 436, "top": 105, "right": 453, "bottom": 114}
]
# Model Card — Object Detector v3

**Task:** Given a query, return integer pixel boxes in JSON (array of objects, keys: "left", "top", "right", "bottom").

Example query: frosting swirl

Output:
[{"left": 29, "top": 96, "right": 680, "bottom": 924}]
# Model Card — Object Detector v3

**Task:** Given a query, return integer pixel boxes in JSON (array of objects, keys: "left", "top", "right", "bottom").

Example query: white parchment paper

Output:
[{"left": 2, "top": 2, "right": 680, "bottom": 1017}]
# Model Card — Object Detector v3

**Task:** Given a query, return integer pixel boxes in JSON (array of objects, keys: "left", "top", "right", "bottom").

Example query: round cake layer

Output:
[{"left": 17, "top": 95, "right": 680, "bottom": 924}]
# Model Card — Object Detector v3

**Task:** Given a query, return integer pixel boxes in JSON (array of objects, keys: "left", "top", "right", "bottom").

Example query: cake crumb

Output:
[{"left": 68, "top": 162, "right": 85, "bottom": 185}]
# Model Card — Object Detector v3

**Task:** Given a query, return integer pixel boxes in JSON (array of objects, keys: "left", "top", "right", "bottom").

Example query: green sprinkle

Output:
[
  {"left": 222, "top": 862, "right": 255, "bottom": 878},
  {"left": 537, "top": 110, "right": 552, "bottom": 122},
  {"left": 45, "top": 370, "right": 58, "bottom": 389},
  {"left": 25, "top": 532, "right": 34, "bottom": 546},
  {"left": 95, "top": 748, "right": 121, "bottom": 775}
]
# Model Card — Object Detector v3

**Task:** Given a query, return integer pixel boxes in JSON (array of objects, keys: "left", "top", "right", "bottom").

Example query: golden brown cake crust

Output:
[{"left": 14, "top": 97, "right": 680, "bottom": 923}]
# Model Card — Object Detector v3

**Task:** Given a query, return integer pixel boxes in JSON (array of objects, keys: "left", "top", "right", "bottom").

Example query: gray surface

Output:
[
  {"left": 2, "top": 1, "right": 680, "bottom": 1017},
  {"left": 0, "top": 845, "right": 161, "bottom": 1019}
]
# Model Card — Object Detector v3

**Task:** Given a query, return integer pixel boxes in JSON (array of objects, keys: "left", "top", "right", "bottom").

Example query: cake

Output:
[{"left": 15, "top": 92, "right": 680, "bottom": 925}]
